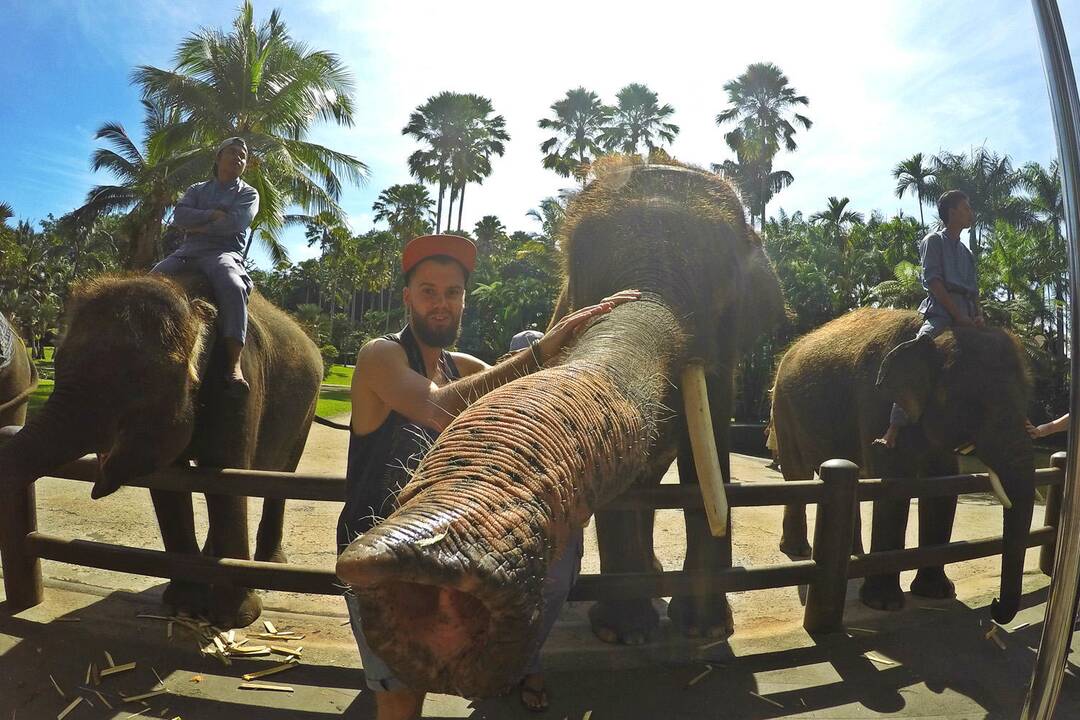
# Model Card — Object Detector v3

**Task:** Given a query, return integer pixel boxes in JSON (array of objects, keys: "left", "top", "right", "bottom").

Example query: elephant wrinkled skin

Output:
[
  {"left": 0, "top": 273, "right": 322, "bottom": 627},
  {"left": 337, "top": 159, "right": 784, "bottom": 697},
  {"left": 771, "top": 307, "right": 1034, "bottom": 623}
]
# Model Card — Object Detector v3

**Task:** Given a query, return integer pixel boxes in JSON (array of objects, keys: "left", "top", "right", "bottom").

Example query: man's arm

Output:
[
  {"left": 172, "top": 184, "right": 217, "bottom": 229},
  {"left": 354, "top": 290, "right": 638, "bottom": 433},
  {"left": 200, "top": 187, "right": 260, "bottom": 235},
  {"left": 354, "top": 340, "right": 539, "bottom": 433},
  {"left": 928, "top": 278, "right": 974, "bottom": 326}
]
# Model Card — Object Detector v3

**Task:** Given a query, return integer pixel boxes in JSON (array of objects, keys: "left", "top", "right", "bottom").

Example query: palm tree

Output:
[
  {"left": 1022, "top": 160, "right": 1067, "bottom": 359},
  {"left": 600, "top": 84, "right": 679, "bottom": 156},
  {"left": 73, "top": 105, "right": 205, "bottom": 269},
  {"left": 712, "top": 157, "right": 792, "bottom": 230},
  {"left": 893, "top": 153, "right": 935, "bottom": 231},
  {"left": 473, "top": 215, "right": 507, "bottom": 259},
  {"left": 538, "top": 88, "right": 611, "bottom": 184},
  {"left": 372, "top": 183, "right": 434, "bottom": 241},
  {"left": 810, "top": 196, "right": 864, "bottom": 254},
  {"left": 132, "top": 0, "right": 368, "bottom": 263},
  {"left": 715, "top": 63, "right": 810, "bottom": 229},
  {"left": 449, "top": 95, "right": 509, "bottom": 232},
  {"left": 404, "top": 92, "right": 508, "bottom": 233},
  {"left": 928, "top": 148, "right": 1030, "bottom": 259}
]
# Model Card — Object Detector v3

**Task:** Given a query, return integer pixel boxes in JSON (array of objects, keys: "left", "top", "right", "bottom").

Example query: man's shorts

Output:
[{"left": 344, "top": 528, "right": 585, "bottom": 692}]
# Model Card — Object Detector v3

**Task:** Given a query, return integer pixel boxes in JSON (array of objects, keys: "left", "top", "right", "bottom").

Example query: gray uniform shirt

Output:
[
  {"left": 171, "top": 178, "right": 259, "bottom": 257},
  {"left": 917, "top": 229, "right": 978, "bottom": 321}
]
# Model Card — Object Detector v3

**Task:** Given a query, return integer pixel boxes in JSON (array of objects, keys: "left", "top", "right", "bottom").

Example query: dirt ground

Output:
[{"left": 2, "top": 416, "right": 1072, "bottom": 719}]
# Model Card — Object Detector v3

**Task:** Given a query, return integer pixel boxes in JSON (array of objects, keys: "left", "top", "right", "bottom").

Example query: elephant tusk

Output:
[
  {"left": 681, "top": 363, "right": 729, "bottom": 538},
  {"left": 987, "top": 469, "right": 1013, "bottom": 510}
]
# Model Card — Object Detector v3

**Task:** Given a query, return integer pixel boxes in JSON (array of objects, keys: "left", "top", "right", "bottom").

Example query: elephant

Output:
[
  {"left": 0, "top": 313, "right": 37, "bottom": 428},
  {"left": 0, "top": 273, "right": 322, "bottom": 627},
  {"left": 771, "top": 307, "right": 1034, "bottom": 624},
  {"left": 336, "top": 159, "right": 785, "bottom": 697}
]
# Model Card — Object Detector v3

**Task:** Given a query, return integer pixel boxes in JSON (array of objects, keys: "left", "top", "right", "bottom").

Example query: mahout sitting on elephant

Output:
[
  {"left": 0, "top": 273, "right": 322, "bottom": 627},
  {"left": 336, "top": 158, "right": 784, "bottom": 697},
  {"left": 771, "top": 307, "right": 1034, "bottom": 623},
  {"left": 0, "top": 313, "right": 37, "bottom": 428}
]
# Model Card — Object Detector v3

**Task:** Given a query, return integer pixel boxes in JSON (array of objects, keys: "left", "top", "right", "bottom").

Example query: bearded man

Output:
[{"left": 337, "top": 234, "right": 636, "bottom": 719}]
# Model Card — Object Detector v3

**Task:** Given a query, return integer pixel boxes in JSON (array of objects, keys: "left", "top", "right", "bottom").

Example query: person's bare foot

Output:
[
  {"left": 519, "top": 673, "right": 549, "bottom": 712},
  {"left": 873, "top": 423, "right": 900, "bottom": 449}
]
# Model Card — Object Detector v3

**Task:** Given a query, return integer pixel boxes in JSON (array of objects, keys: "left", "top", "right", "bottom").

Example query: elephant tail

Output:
[
  {"left": 313, "top": 414, "right": 351, "bottom": 431},
  {"left": 0, "top": 358, "right": 38, "bottom": 419}
]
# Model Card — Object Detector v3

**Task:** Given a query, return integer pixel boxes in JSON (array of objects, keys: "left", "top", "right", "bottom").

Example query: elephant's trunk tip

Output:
[{"left": 990, "top": 596, "right": 1019, "bottom": 625}]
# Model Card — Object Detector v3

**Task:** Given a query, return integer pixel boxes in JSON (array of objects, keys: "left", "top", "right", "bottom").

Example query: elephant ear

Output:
[{"left": 876, "top": 334, "right": 941, "bottom": 421}]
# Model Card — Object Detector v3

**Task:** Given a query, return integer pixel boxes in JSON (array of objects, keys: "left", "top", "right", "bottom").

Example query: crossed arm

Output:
[{"left": 173, "top": 185, "right": 259, "bottom": 236}]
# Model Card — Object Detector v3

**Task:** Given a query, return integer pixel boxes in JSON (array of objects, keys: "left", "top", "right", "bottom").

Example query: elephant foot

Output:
[
  {"left": 162, "top": 580, "right": 209, "bottom": 617},
  {"left": 780, "top": 536, "right": 812, "bottom": 558},
  {"left": 860, "top": 576, "right": 905, "bottom": 611},
  {"left": 910, "top": 569, "right": 955, "bottom": 599},
  {"left": 254, "top": 547, "right": 288, "bottom": 564},
  {"left": 588, "top": 599, "right": 658, "bottom": 646},
  {"left": 209, "top": 585, "right": 263, "bottom": 628},
  {"left": 668, "top": 594, "right": 734, "bottom": 640}
]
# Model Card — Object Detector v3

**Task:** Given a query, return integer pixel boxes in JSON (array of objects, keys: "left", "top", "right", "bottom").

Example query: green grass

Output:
[
  {"left": 317, "top": 387, "right": 351, "bottom": 418},
  {"left": 324, "top": 364, "right": 353, "bottom": 386},
  {"left": 25, "top": 379, "right": 53, "bottom": 419}
]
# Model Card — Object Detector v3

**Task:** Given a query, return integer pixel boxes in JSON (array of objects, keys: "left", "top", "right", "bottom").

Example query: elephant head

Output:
[
  {"left": 877, "top": 325, "right": 1034, "bottom": 623},
  {"left": 336, "top": 159, "right": 784, "bottom": 696},
  {"left": 0, "top": 274, "right": 215, "bottom": 498}
]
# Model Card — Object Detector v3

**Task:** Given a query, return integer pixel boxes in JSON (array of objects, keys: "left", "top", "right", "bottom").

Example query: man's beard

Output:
[{"left": 411, "top": 310, "right": 462, "bottom": 348}]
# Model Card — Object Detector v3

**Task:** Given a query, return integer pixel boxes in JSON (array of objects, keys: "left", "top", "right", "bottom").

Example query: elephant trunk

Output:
[
  {"left": 986, "top": 451, "right": 1036, "bottom": 625},
  {"left": 0, "top": 386, "right": 99, "bottom": 487},
  {"left": 336, "top": 299, "right": 684, "bottom": 697}
]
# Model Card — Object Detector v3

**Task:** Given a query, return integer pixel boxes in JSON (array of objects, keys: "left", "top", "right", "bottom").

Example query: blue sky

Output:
[{"left": 1, "top": 0, "right": 1078, "bottom": 269}]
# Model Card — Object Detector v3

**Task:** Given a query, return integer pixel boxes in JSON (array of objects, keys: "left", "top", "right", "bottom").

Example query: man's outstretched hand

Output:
[{"left": 536, "top": 290, "right": 640, "bottom": 364}]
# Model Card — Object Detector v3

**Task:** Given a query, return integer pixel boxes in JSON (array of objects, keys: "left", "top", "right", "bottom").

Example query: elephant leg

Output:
[
  {"left": 911, "top": 453, "right": 958, "bottom": 598},
  {"left": 204, "top": 493, "right": 262, "bottom": 628},
  {"left": 669, "top": 387, "right": 734, "bottom": 640},
  {"left": 588, "top": 507, "right": 660, "bottom": 646},
  {"left": 860, "top": 499, "right": 910, "bottom": 611},
  {"left": 150, "top": 488, "right": 208, "bottom": 616},
  {"left": 781, "top": 502, "right": 812, "bottom": 557},
  {"left": 254, "top": 498, "right": 288, "bottom": 563}
]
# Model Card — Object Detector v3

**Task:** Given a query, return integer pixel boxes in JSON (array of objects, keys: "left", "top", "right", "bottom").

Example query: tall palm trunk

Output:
[
  {"left": 456, "top": 182, "right": 466, "bottom": 232},
  {"left": 338, "top": 299, "right": 685, "bottom": 696}
]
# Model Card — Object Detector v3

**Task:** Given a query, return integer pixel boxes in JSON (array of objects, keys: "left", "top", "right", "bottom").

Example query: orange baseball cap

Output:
[{"left": 402, "top": 234, "right": 477, "bottom": 275}]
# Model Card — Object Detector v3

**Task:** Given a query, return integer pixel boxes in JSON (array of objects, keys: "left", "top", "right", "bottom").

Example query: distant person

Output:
[
  {"left": 510, "top": 329, "right": 544, "bottom": 353},
  {"left": 152, "top": 137, "right": 259, "bottom": 394},
  {"left": 1028, "top": 413, "right": 1070, "bottom": 439},
  {"left": 876, "top": 190, "right": 983, "bottom": 448}
]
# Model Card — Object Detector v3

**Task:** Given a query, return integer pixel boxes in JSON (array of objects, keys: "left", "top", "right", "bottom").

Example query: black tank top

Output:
[{"left": 336, "top": 326, "right": 461, "bottom": 554}]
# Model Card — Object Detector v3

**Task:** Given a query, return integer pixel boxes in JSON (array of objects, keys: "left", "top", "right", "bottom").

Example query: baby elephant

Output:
[{"left": 771, "top": 307, "right": 1034, "bottom": 624}]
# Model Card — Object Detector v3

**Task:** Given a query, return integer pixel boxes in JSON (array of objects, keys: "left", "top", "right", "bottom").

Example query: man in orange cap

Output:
[{"left": 338, "top": 234, "right": 638, "bottom": 719}]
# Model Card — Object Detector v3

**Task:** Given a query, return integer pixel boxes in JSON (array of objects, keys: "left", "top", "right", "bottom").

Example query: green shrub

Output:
[{"left": 319, "top": 344, "right": 338, "bottom": 378}]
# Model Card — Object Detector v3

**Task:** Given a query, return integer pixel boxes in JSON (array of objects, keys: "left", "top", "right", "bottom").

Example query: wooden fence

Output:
[{"left": 0, "top": 425, "right": 1066, "bottom": 634}]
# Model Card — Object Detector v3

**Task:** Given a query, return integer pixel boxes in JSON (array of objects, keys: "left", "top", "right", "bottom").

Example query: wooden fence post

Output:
[
  {"left": 1040, "top": 452, "right": 1068, "bottom": 576},
  {"left": 804, "top": 459, "right": 859, "bottom": 634},
  {"left": 0, "top": 478, "right": 43, "bottom": 610}
]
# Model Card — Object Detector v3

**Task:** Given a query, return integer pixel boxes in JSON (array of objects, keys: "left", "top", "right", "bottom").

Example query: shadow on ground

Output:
[{"left": 3, "top": 576, "right": 1080, "bottom": 719}]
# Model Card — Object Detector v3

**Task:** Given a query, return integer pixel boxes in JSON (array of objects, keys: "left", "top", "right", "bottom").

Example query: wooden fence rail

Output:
[{"left": 0, "top": 425, "right": 1066, "bottom": 634}]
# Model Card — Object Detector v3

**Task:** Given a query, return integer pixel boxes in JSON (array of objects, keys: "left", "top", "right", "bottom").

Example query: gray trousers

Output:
[
  {"left": 345, "top": 528, "right": 584, "bottom": 692},
  {"left": 888, "top": 316, "right": 951, "bottom": 426},
  {"left": 152, "top": 251, "right": 252, "bottom": 344}
]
